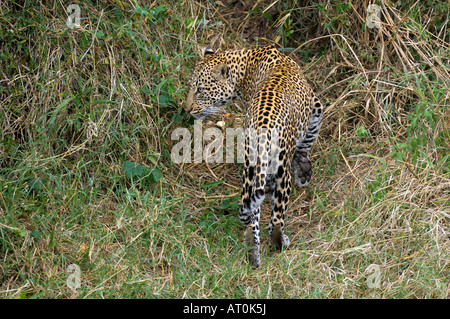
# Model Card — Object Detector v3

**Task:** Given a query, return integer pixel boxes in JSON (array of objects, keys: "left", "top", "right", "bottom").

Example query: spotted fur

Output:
[{"left": 185, "top": 46, "right": 323, "bottom": 267}]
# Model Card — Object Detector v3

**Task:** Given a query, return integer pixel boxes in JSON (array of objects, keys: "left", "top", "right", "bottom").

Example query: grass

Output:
[{"left": 0, "top": 0, "right": 448, "bottom": 298}]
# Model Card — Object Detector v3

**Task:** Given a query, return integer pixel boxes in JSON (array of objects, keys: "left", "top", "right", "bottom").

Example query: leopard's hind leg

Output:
[
  {"left": 239, "top": 133, "right": 268, "bottom": 268},
  {"left": 268, "top": 160, "right": 292, "bottom": 250}
]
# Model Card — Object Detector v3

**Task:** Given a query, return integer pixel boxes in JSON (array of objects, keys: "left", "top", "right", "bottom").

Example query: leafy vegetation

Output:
[{"left": 0, "top": 0, "right": 448, "bottom": 298}]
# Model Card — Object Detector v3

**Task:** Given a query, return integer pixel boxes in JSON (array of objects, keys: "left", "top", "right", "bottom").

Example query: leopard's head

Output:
[{"left": 184, "top": 47, "right": 236, "bottom": 119}]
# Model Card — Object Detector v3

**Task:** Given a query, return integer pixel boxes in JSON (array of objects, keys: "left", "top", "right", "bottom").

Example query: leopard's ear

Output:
[
  {"left": 212, "top": 64, "right": 229, "bottom": 81},
  {"left": 203, "top": 46, "right": 215, "bottom": 58}
]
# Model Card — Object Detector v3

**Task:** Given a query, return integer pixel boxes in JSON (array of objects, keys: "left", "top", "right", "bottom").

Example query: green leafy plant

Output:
[
  {"left": 391, "top": 79, "right": 445, "bottom": 167},
  {"left": 123, "top": 160, "right": 162, "bottom": 182},
  {"left": 355, "top": 125, "right": 370, "bottom": 140}
]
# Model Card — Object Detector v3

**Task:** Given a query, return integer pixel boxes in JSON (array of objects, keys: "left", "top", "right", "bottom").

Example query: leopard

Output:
[{"left": 184, "top": 45, "right": 324, "bottom": 268}]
